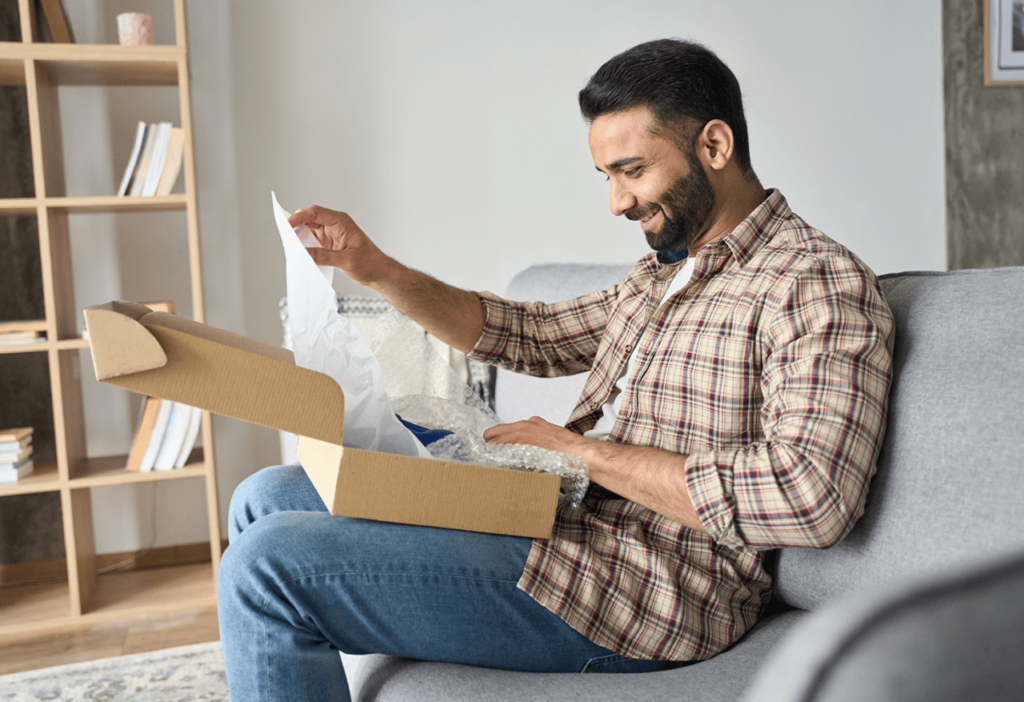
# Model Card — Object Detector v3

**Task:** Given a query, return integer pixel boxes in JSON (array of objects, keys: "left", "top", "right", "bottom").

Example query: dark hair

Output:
[{"left": 579, "top": 39, "right": 752, "bottom": 172}]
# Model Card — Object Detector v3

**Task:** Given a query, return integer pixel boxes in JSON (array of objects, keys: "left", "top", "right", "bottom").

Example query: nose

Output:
[{"left": 609, "top": 178, "right": 636, "bottom": 217}]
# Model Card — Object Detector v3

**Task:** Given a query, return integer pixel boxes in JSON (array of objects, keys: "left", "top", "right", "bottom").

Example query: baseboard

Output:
[{"left": 0, "top": 539, "right": 230, "bottom": 585}]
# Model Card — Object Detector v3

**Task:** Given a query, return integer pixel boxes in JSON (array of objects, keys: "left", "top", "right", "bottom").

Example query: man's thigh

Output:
[{"left": 222, "top": 499, "right": 612, "bottom": 673}]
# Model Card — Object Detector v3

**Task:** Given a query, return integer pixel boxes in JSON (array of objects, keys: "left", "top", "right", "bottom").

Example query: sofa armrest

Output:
[{"left": 743, "top": 547, "right": 1024, "bottom": 702}]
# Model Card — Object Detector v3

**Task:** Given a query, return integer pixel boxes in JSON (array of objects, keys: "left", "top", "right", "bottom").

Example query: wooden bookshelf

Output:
[{"left": 0, "top": 0, "right": 221, "bottom": 637}]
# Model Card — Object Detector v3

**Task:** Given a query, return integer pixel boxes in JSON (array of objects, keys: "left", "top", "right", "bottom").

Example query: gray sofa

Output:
[{"left": 340, "top": 264, "right": 1024, "bottom": 701}]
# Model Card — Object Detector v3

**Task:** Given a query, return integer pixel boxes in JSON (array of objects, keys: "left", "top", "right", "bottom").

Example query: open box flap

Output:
[
  {"left": 85, "top": 302, "right": 345, "bottom": 445},
  {"left": 85, "top": 301, "right": 168, "bottom": 380}
]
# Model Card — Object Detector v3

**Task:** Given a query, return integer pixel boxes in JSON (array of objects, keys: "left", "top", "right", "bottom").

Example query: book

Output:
[
  {"left": 37, "top": 0, "right": 72, "bottom": 43},
  {"left": 0, "top": 438, "right": 31, "bottom": 453},
  {"left": 117, "top": 121, "right": 148, "bottom": 196},
  {"left": 138, "top": 399, "right": 172, "bottom": 472},
  {"left": 0, "top": 331, "right": 45, "bottom": 345},
  {"left": 153, "top": 402, "right": 191, "bottom": 471},
  {"left": 174, "top": 405, "right": 202, "bottom": 468},
  {"left": 0, "top": 427, "right": 32, "bottom": 444},
  {"left": 0, "top": 320, "right": 46, "bottom": 333},
  {"left": 141, "top": 122, "right": 172, "bottom": 197},
  {"left": 125, "top": 396, "right": 162, "bottom": 472},
  {"left": 0, "top": 444, "right": 33, "bottom": 464},
  {"left": 0, "top": 330, "right": 44, "bottom": 340},
  {"left": 128, "top": 124, "right": 159, "bottom": 197},
  {"left": 0, "top": 458, "right": 34, "bottom": 483},
  {"left": 155, "top": 127, "right": 185, "bottom": 196}
]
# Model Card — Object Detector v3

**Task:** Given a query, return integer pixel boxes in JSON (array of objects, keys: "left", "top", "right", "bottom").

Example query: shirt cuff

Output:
[
  {"left": 685, "top": 451, "right": 746, "bottom": 550},
  {"left": 466, "top": 290, "right": 513, "bottom": 363}
]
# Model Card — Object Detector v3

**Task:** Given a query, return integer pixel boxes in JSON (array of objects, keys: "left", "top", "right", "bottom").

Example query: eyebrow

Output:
[{"left": 595, "top": 156, "right": 643, "bottom": 175}]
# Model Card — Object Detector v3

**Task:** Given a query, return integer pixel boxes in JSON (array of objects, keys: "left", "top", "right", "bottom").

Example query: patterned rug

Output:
[{"left": 0, "top": 641, "right": 228, "bottom": 701}]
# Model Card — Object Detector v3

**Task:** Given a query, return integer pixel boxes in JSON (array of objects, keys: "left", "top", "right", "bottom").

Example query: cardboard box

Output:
[{"left": 84, "top": 301, "right": 561, "bottom": 538}]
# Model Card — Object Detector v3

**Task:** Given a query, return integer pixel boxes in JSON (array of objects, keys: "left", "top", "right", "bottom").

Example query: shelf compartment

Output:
[
  {"left": 0, "top": 579, "right": 73, "bottom": 633},
  {"left": 47, "top": 194, "right": 188, "bottom": 213},
  {"left": 0, "top": 460, "right": 59, "bottom": 496},
  {"left": 69, "top": 451, "right": 206, "bottom": 487},
  {"left": 0, "top": 199, "right": 36, "bottom": 214},
  {"left": 0, "top": 55, "right": 25, "bottom": 86},
  {"left": 0, "top": 196, "right": 188, "bottom": 214},
  {"left": 87, "top": 561, "right": 215, "bottom": 617},
  {"left": 0, "top": 44, "right": 182, "bottom": 86}
]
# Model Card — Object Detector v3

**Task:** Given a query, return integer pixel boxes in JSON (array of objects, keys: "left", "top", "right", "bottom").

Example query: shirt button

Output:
[{"left": 625, "top": 343, "right": 633, "bottom": 353}]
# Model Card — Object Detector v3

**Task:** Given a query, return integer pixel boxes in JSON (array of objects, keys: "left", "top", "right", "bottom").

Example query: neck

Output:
[{"left": 687, "top": 171, "right": 767, "bottom": 257}]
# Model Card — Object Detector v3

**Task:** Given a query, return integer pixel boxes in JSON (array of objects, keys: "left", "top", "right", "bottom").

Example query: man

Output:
[{"left": 218, "top": 39, "right": 894, "bottom": 700}]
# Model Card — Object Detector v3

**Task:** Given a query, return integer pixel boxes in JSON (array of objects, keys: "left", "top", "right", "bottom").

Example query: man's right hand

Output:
[
  {"left": 287, "top": 204, "right": 485, "bottom": 354},
  {"left": 288, "top": 205, "right": 393, "bottom": 287}
]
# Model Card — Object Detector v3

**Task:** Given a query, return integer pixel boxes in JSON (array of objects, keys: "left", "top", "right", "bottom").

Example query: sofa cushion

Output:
[
  {"left": 743, "top": 548, "right": 1024, "bottom": 702},
  {"left": 494, "top": 263, "right": 633, "bottom": 424},
  {"left": 774, "top": 267, "right": 1024, "bottom": 610},
  {"left": 343, "top": 609, "right": 808, "bottom": 702}
]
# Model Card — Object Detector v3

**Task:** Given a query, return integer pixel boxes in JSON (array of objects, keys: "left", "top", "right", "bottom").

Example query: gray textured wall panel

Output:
[{"left": 944, "top": 0, "right": 1024, "bottom": 269}]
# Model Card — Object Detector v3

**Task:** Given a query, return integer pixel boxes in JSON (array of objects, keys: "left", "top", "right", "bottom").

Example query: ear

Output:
[{"left": 696, "top": 119, "right": 734, "bottom": 171}]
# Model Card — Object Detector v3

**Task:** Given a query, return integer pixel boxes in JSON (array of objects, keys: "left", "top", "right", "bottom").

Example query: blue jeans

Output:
[{"left": 218, "top": 465, "right": 686, "bottom": 701}]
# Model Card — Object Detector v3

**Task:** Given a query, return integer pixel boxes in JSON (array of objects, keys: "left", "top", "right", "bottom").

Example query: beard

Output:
[{"left": 626, "top": 148, "right": 716, "bottom": 253}]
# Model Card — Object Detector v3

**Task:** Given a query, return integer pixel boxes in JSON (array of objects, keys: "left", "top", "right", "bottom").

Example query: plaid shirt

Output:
[{"left": 469, "top": 190, "right": 895, "bottom": 661}]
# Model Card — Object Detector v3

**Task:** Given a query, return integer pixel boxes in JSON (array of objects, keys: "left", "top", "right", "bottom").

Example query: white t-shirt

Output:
[{"left": 584, "top": 256, "right": 696, "bottom": 440}]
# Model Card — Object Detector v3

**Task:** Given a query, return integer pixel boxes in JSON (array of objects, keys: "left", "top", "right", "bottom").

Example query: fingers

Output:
[
  {"left": 288, "top": 205, "right": 335, "bottom": 229},
  {"left": 482, "top": 417, "right": 549, "bottom": 444},
  {"left": 306, "top": 247, "right": 347, "bottom": 268}
]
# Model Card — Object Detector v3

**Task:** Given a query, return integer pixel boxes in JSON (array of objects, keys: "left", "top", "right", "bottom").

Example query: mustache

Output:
[{"left": 625, "top": 203, "right": 661, "bottom": 222}]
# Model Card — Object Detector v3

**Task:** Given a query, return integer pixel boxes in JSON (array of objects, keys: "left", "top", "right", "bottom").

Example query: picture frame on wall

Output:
[{"left": 985, "top": 0, "right": 1024, "bottom": 85}]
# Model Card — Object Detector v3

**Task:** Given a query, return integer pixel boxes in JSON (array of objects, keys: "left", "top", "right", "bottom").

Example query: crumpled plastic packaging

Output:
[
  {"left": 373, "top": 311, "right": 589, "bottom": 507},
  {"left": 274, "top": 192, "right": 588, "bottom": 506}
]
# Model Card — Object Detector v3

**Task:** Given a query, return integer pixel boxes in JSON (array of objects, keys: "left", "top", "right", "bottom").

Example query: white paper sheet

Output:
[{"left": 272, "top": 192, "right": 430, "bottom": 459}]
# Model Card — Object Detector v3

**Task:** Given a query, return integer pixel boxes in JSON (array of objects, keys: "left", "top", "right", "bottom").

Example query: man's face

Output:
[{"left": 588, "top": 105, "right": 716, "bottom": 252}]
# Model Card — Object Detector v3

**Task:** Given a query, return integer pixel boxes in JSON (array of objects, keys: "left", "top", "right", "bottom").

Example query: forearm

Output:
[
  {"left": 579, "top": 439, "right": 704, "bottom": 532},
  {"left": 484, "top": 418, "right": 705, "bottom": 532},
  {"left": 369, "top": 256, "right": 485, "bottom": 354}
]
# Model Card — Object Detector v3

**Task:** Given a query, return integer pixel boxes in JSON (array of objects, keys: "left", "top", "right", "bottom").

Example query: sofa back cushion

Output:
[
  {"left": 774, "top": 267, "right": 1024, "bottom": 610},
  {"left": 495, "top": 263, "right": 632, "bottom": 424}
]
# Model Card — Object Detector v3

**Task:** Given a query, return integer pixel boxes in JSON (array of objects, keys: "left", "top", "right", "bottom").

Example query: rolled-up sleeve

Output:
[
  {"left": 468, "top": 288, "right": 618, "bottom": 378},
  {"left": 685, "top": 256, "right": 895, "bottom": 551}
]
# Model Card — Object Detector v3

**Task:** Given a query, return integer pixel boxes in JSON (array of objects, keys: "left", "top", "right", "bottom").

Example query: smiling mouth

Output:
[{"left": 640, "top": 208, "right": 662, "bottom": 228}]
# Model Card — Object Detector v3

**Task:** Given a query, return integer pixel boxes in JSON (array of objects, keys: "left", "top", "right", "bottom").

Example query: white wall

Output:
[{"left": 68, "top": 0, "right": 945, "bottom": 549}]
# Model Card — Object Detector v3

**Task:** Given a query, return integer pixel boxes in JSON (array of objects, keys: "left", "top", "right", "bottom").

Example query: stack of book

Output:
[
  {"left": 115, "top": 300, "right": 201, "bottom": 472},
  {"left": 126, "top": 399, "right": 202, "bottom": 472},
  {"left": 0, "top": 320, "right": 46, "bottom": 345},
  {"left": 117, "top": 121, "right": 186, "bottom": 197},
  {"left": 0, "top": 428, "right": 34, "bottom": 482}
]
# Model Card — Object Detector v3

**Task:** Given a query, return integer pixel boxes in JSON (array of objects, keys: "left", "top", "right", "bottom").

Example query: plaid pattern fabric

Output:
[{"left": 469, "top": 190, "right": 895, "bottom": 661}]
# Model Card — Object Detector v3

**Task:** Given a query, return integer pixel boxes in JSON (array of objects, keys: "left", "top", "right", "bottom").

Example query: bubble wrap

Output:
[{"left": 373, "top": 311, "right": 589, "bottom": 507}]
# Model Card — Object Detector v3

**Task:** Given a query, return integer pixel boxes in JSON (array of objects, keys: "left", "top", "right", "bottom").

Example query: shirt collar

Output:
[
  {"left": 705, "top": 188, "right": 791, "bottom": 269},
  {"left": 655, "top": 248, "right": 689, "bottom": 265}
]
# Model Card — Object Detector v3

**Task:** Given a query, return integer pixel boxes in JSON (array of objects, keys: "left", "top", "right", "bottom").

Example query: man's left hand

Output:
[{"left": 482, "top": 416, "right": 586, "bottom": 455}]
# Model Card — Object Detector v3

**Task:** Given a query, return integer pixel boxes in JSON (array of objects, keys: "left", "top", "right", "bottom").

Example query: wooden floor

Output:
[{"left": 0, "top": 604, "right": 220, "bottom": 676}]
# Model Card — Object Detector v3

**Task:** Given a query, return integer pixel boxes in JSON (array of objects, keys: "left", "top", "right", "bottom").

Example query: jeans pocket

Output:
[
  {"left": 581, "top": 653, "right": 695, "bottom": 674},
  {"left": 580, "top": 653, "right": 626, "bottom": 673}
]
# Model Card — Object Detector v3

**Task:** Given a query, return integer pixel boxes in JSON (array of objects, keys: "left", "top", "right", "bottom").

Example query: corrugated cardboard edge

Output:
[
  {"left": 298, "top": 436, "right": 560, "bottom": 539},
  {"left": 295, "top": 435, "right": 345, "bottom": 511},
  {"left": 85, "top": 302, "right": 168, "bottom": 380},
  {"left": 85, "top": 303, "right": 345, "bottom": 444}
]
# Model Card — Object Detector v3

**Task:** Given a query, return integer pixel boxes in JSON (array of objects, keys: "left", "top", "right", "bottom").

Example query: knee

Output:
[
  {"left": 218, "top": 510, "right": 292, "bottom": 602},
  {"left": 227, "top": 464, "right": 303, "bottom": 541}
]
